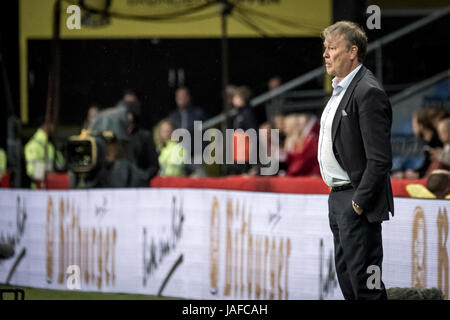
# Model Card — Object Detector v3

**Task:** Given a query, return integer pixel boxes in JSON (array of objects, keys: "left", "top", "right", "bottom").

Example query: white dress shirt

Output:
[{"left": 318, "top": 64, "right": 362, "bottom": 187}]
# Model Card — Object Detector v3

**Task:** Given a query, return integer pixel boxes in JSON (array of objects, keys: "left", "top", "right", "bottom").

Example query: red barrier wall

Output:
[
  {"left": 1, "top": 171, "right": 427, "bottom": 197},
  {"left": 151, "top": 175, "right": 427, "bottom": 197}
]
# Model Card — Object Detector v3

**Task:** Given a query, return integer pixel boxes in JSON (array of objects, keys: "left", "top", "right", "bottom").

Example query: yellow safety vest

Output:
[
  {"left": 24, "top": 128, "right": 63, "bottom": 188},
  {"left": 0, "top": 148, "right": 6, "bottom": 179},
  {"left": 158, "top": 140, "right": 186, "bottom": 176}
]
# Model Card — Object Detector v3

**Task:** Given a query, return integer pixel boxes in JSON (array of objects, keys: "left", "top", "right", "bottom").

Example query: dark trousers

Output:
[{"left": 328, "top": 188, "right": 387, "bottom": 300}]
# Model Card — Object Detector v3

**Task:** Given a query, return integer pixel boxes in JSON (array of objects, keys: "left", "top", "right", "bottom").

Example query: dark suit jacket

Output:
[
  {"left": 169, "top": 106, "right": 205, "bottom": 136},
  {"left": 169, "top": 106, "right": 206, "bottom": 157},
  {"left": 332, "top": 65, "right": 394, "bottom": 223}
]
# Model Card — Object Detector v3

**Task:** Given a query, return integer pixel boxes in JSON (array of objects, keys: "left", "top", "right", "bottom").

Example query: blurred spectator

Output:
[
  {"left": 225, "top": 84, "right": 238, "bottom": 109},
  {"left": 24, "top": 120, "right": 65, "bottom": 189},
  {"left": 265, "top": 76, "right": 283, "bottom": 124},
  {"left": 123, "top": 100, "right": 160, "bottom": 184},
  {"left": 437, "top": 118, "right": 450, "bottom": 166},
  {"left": 270, "top": 113, "right": 287, "bottom": 173},
  {"left": 277, "top": 114, "right": 302, "bottom": 174},
  {"left": 123, "top": 88, "right": 154, "bottom": 131},
  {"left": 273, "top": 113, "right": 286, "bottom": 152},
  {"left": 123, "top": 88, "right": 139, "bottom": 103},
  {"left": 426, "top": 169, "right": 450, "bottom": 199},
  {"left": 90, "top": 101, "right": 129, "bottom": 141},
  {"left": 229, "top": 86, "right": 258, "bottom": 175},
  {"left": 418, "top": 107, "right": 450, "bottom": 177},
  {"left": 157, "top": 119, "right": 186, "bottom": 177},
  {"left": 397, "top": 107, "right": 448, "bottom": 179},
  {"left": 258, "top": 122, "right": 274, "bottom": 156},
  {"left": 85, "top": 91, "right": 157, "bottom": 187},
  {"left": 273, "top": 113, "right": 285, "bottom": 132},
  {"left": 284, "top": 113, "right": 321, "bottom": 177},
  {"left": 0, "top": 147, "right": 6, "bottom": 179},
  {"left": 231, "top": 86, "right": 258, "bottom": 131},
  {"left": 268, "top": 76, "right": 282, "bottom": 91},
  {"left": 282, "top": 114, "right": 304, "bottom": 154},
  {"left": 168, "top": 87, "right": 206, "bottom": 176},
  {"left": 248, "top": 121, "right": 281, "bottom": 176},
  {"left": 89, "top": 89, "right": 142, "bottom": 136},
  {"left": 407, "top": 169, "right": 450, "bottom": 199},
  {"left": 169, "top": 87, "right": 206, "bottom": 141},
  {"left": 96, "top": 135, "right": 149, "bottom": 188},
  {"left": 83, "top": 104, "right": 99, "bottom": 130},
  {"left": 390, "top": 120, "right": 426, "bottom": 178}
]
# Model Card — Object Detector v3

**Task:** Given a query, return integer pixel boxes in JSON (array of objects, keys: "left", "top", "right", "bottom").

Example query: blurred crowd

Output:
[
  {"left": 393, "top": 107, "right": 450, "bottom": 179},
  {"left": 0, "top": 76, "right": 449, "bottom": 198}
]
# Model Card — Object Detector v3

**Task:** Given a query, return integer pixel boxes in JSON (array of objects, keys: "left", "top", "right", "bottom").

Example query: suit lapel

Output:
[{"left": 331, "top": 65, "right": 367, "bottom": 145}]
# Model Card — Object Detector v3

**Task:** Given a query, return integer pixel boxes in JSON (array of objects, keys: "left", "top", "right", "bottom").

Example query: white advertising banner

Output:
[{"left": 0, "top": 188, "right": 449, "bottom": 300}]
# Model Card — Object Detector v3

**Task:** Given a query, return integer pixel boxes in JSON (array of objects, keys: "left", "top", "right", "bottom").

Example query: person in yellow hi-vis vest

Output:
[
  {"left": 24, "top": 122, "right": 64, "bottom": 188},
  {"left": 0, "top": 147, "right": 6, "bottom": 179},
  {"left": 157, "top": 119, "right": 186, "bottom": 177}
]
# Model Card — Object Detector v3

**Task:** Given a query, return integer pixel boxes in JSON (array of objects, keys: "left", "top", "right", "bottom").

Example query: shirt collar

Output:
[{"left": 332, "top": 64, "right": 362, "bottom": 91}]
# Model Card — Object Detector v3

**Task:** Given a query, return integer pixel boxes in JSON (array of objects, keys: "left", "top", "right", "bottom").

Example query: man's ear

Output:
[{"left": 350, "top": 45, "right": 358, "bottom": 61}]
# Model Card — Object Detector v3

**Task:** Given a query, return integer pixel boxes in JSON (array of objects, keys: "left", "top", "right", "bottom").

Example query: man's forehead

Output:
[{"left": 323, "top": 33, "right": 345, "bottom": 45}]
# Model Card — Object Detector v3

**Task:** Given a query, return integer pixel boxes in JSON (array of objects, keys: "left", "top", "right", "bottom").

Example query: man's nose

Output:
[{"left": 323, "top": 49, "right": 328, "bottom": 58}]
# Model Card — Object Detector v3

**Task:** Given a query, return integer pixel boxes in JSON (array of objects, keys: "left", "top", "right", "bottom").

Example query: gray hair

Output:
[{"left": 321, "top": 21, "right": 368, "bottom": 62}]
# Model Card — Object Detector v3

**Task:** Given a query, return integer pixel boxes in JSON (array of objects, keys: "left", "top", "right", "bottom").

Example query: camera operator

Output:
[{"left": 69, "top": 95, "right": 158, "bottom": 188}]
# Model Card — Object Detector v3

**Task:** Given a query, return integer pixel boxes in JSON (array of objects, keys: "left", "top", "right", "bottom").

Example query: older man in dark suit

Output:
[{"left": 318, "top": 21, "right": 394, "bottom": 300}]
